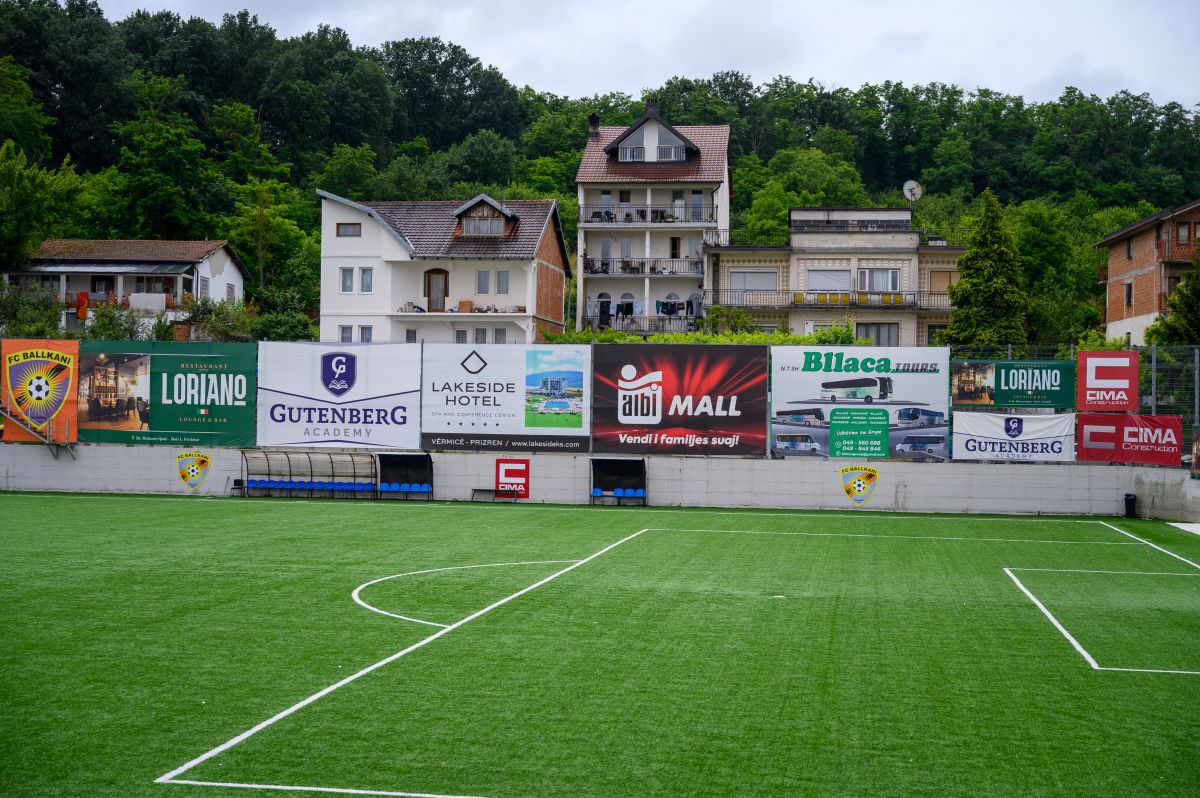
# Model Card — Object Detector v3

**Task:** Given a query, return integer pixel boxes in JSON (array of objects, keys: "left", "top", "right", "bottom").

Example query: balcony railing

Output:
[
  {"left": 657, "top": 145, "right": 685, "bottom": 161},
  {"left": 703, "top": 229, "right": 790, "bottom": 248},
  {"left": 618, "top": 146, "right": 644, "bottom": 162},
  {"left": 580, "top": 205, "right": 717, "bottom": 224},
  {"left": 582, "top": 315, "right": 698, "bottom": 334},
  {"left": 705, "top": 289, "right": 954, "bottom": 310},
  {"left": 1158, "top": 240, "right": 1197, "bottom": 262},
  {"left": 582, "top": 257, "right": 703, "bottom": 277}
]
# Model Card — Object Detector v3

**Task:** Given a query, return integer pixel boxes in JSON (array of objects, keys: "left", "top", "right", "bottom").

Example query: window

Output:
[
  {"left": 476, "top": 269, "right": 490, "bottom": 294},
  {"left": 359, "top": 326, "right": 372, "bottom": 343},
  {"left": 1125, "top": 282, "right": 1133, "bottom": 306},
  {"left": 493, "top": 328, "right": 506, "bottom": 344},
  {"left": 424, "top": 268, "right": 449, "bottom": 312},
  {"left": 455, "top": 329, "right": 467, "bottom": 344},
  {"left": 1156, "top": 224, "right": 1163, "bottom": 242},
  {"left": 90, "top": 275, "right": 115, "bottom": 295},
  {"left": 669, "top": 236, "right": 681, "bottom": 258},
  {"left": 474, "top": 328, "right": 487, "bottom": 344},
  {"left": 925, "top": 324, "right": 948, "bottom": 345},
  {"left": 928, "top": 271, "right": 958, "bottom": 292},
  {"left": 1126, "top": 238, "right": 1133, "bottom": 259},
  {"left": 729, "top": 271, "right": 778, "bottom": 290},
  {"left": 198, "top": 276, "right": 210, "bottom": 299},
  {"left": 691, "top": 190, "right": 704, "bottom": 221},
  {"left": 858, "top": 268, "right": 900, "bottom": 292},
  {"left": 340, "top": 268, "right": 353, "bottom": 293},
  {"left": 336, "top": 222, "right": 361, "bottom": 237},
  {"left": 359, "top": 267, "right": 373, "bottom": 294},
  {"left": 463, "top": 216, "right": 503, "bottom": 236},
  {"left": 405, "top": 329, "right": 417, "bottom": 343},
  {"left": 1179, "top": 222, "right": 1191, "bottom": 246},
  {"left": 226, "top": 284, "right": 235, "bottom": 300},
  {"left": 339, "top": 326, "right": 353, "bottom": 343},
  {"left": 807, "top": 270, "right": 852, "bottom": 291},
  {"left": 620, "top": 237, "right": 632, "bottom": 260},
  {"left": 856, "top": 323, "right": 899, "bottom": 346},
  {"left": 496, "top": 270, "right": 509, "bottom": 295}
]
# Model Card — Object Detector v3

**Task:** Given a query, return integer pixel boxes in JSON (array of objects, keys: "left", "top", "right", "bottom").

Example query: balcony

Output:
[
  {"left": 582, "top": 315, "right": 698, "bottom": 335},
  {"left": 580, "top": 205, "right": 717, "bottom": 225},
  {"left": 582, "top": 257, "right": 703, "bottom": 277},
  {"left": 705, "top": 289, "right": 954, "bottom": 311},
  {"left": 1157, "top": 240, "right": 1197, "bottom": 262},
  {"left": 703, "top": 230, "right": 790, "bottom": 248}
]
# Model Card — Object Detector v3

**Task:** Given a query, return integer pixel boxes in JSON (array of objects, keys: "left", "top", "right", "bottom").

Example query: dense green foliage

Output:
[
  {"left": 0, "top": 1, "right": 1194, "bottom": 342},
  {"left": 1147, "top": 273, "right": 1200, "bottom": 345}
]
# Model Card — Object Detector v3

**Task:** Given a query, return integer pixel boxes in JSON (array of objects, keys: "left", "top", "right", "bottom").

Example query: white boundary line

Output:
[
  {"left": 1096, "top": 521, "right": 1200, "bottom": 571},
  {"left": 164, "top": 778, "right": 490, "bottom": 798},
  {"left": 649, "top": 527, "right": 1139, "bottom": 546},
  {"left": 1003, "top": 568, "right": 1101, "bottom": 669},
  {"left": 351, "top": 561, "right": 580, "bottom": 627},
  {"left": 1009, "top": 567, "right": 1200, "bottom": 576},
  {"left": 156, "top": 529, "right": 648, "bottom": 787}
]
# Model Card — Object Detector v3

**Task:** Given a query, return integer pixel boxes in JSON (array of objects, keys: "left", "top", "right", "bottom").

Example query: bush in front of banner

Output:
[
  {"left": 421, "top": 344, "right": 591, "bottom": 452},
  {"left": 76, "top": 341, "right": 257, "bottom": 447},
  {"left": 1076, "top": 413, "right": 1182, "bottom": 467},
  {"left": 592, "top": 344, "right": 768, "bottom": 456},
  {"left": 952, "top": 412, "right": 1076, "bottom": 462},
  {"left": 2, "top": 338, "right": 79, "bottom": 443},
  {"left": 257, "top": 342, "right": 421, "bottom": 448},
  {"left": 772, "top": 346, "right": 949, "bottom": 460}
]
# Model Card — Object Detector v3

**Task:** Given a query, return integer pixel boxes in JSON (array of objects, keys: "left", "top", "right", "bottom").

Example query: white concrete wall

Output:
[
  {"left": 4, "top": 443, "right": 1196, "bottom": 521},
  {"left": 1104, "top": 313, "right": 1158, "bottom": 346}
]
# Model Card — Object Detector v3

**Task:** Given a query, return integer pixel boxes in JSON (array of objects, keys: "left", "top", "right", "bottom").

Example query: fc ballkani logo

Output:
[
  {"left": 840, "top": 466, "right": 879, "bottom": 507},
  {"left": 177, "top": 451, "right": 212, "bottom": 491},
  {"left": 4, "top": 347, "right": 74, "bottom": 431}
]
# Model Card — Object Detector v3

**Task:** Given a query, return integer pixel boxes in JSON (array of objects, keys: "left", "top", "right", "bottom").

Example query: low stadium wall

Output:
[{"left": 1, "top": 444, "right": 1197, "bottom": 521}]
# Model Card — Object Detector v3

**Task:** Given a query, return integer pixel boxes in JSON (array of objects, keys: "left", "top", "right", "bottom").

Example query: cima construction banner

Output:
[
  {"left": 1076, "top": 413, "right": 1182, "bottom": 466},
  {"left": 76, "top": 341, "right": 256, "bottom": 447},
  {"left": 421, "top": 344, "right": 591, "bottom": 452},
  {"left": 2, "top": 338, "right": 79, "bottom": 443},
  {"left": 257, "top": 343, "right": 421, "bottom": 448},
  {"left": 592, "top": 344, "right": 768, "bottom": 456},
  {"left": 771, "top": 347, "right": 950, "bottom": 460},
  {"left": 952, "top": 412, "right": 1076, "bottom": 462}
]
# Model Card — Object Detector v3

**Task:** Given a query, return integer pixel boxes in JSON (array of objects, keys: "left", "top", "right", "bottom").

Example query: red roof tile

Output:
[
  {"left": 35, "top": 239, "right": 229, "bottom": 262},
  {"left": 362, "top": 199, "right": 564, "bottom": 264},
  {"left": 575, "top": 125, "right": 729, "bottom": 184}
]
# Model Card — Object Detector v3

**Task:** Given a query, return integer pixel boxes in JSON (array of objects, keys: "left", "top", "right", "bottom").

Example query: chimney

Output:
[
  {"left": 587, "top": 113, "right": 600, "bottom": 138},
  {"left": 645, "top": 98, "right": 658, "bottom": 115}
]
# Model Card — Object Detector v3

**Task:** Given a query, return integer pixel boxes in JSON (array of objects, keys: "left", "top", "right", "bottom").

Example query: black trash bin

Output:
[{"left": 1124, "top": 493, "right": 1137, "bottom": 518}]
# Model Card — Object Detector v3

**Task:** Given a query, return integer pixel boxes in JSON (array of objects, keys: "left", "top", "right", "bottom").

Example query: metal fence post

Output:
[
  {"left": 1151, "top": 345, "right": 1157, "bottom": 416},
  {"left": 1194, "top": 346, "right": 1199, "bottom": 427}
]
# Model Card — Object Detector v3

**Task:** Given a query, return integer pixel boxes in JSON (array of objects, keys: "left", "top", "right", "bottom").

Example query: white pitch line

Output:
[
  {"left": 351, "top": 561, "right": 580, "bottom": 627},
  {"left": 649, "top": 528, "right": 1139, "bottom": 546},
  {"left": 1097, "top": 521, "right": 1200, "bottom": 571},
  {"left": 156, "top": 529, "right": 648, "bottom": 786},
  {"left": 1008, "top": 568, "right": 1200, "bottom": 577},
  {"left": 165, "top": 778, "right": 492, "bottom": 798},
  {"left": 1096, "top": 666, "right": 1200, "bottom": 676},
  {"left": 1003, "top": 568, "right": 1100, "bottom": 670}
]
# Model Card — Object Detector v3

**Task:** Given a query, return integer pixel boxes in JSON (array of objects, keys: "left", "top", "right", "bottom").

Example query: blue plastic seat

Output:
[
  {"left": 400, "top": 482, "right": 411, "bottom": 492},
  {"left": 379, "top": 483, "right": 390, "bottom": 492},
  {"left": 634, "top": 488, "right": 645, "bottom": 498},
  {"left": 613, "top": 488, "right": 625, "bottom": 497},
  {"left": 420, "top": 483, "right": 432, "bottom": 493},
  {"left": 389, "top": 482, "right": 400, "bottom": 491},
  {"left": 591, "top": 487, "right": 602, "bottom": 497}
]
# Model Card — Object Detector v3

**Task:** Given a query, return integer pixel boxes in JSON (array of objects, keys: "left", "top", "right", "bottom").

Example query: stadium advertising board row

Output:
[
  {"left": 950, "top": 351, "right": 1141, "bottom": 411},
  {"left": 951, "top": 411, "right": 1182, "bottom": 465}
]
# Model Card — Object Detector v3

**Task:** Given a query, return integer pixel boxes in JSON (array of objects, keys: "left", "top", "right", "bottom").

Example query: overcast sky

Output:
[{"left": 94, "top": 0, "right": 1200, "bottom": 107}]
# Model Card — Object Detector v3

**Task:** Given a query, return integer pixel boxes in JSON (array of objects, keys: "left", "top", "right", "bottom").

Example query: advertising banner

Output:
[
  {"left": 495, "top": 458, "right": 531, "bottom": 498},
  {"left": 771, "top": 346, "right": 950, "bottom": 460},
  {"left": 421, "top": 344, "right": 591, "bottom": 452},
  {"left": 1076, "top": 413, "right": 1182, "bottom": 466},
  {"left": 257, "top": 343, "right": 421, "bottom": 448},
  {"left": 592, "top": 344, "right": 768, "bottom": 456},
  {"left": 952, "top": 412, "right": 1076, "bottom": 462},
  {"left": 1077, "top": 351, "right": 1139, "bottom": 411},
  {"left": 951, "top": 360, "right": 1074, "bottom": 408},
  {"left": 2, "top": 338, "right": 79, "bottom": 443},
  {"left": 76, "top": 341, "right": 257, "bottom": 447}
]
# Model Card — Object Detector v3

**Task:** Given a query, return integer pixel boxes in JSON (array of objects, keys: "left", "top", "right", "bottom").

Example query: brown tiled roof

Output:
[
  {"left": 362, "top": 199, "right": 568, "bottom": 269},
  {"left": 575, "top": 125, "right": 729, "bottom": 184},
  {"left": 35, "top": 239, "right": 229, "bottom": 263}
]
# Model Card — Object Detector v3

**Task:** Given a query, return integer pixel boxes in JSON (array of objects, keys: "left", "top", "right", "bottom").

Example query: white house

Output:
[
  {"left": 575, "top": 101, "right": 730, "bottom": 333},
  {"left": 318, "top": 191, "right": 571, "bottom": 344}
]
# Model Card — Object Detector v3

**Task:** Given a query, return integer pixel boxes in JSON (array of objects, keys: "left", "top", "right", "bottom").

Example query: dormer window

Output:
[
  {"left": 619, "top": 146, "right": 645, "bottom": 162},
  {"left": 463, "top": 217, "right": 504, "bottom": 236}
]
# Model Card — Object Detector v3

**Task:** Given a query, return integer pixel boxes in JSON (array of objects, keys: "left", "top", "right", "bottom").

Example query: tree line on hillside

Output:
[{"left": 0, "top": 0, "right": 1197, "bottom": 345}]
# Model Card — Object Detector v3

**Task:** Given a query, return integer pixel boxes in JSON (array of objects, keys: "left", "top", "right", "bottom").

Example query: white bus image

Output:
[
  {"left": 774, "top": 407, "right": 825, "bottom": 426},
  {"left": 774, "top": 433, "right": 823, "bottom": 455},
  {"left": 820, "top": 377, "right": 893, "bottom": 402},
  {"left": 896, "top": 433, "right": 947, "bottom": 458},
  {"left": 896, "top": 407, "right": 945, "bottom": 427}
]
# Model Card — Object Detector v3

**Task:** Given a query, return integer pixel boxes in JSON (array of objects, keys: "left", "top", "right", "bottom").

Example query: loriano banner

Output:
[
  {"left": 2, "top": 338, "right": 79, "bottom": 443},
  {"left": 76, "top": 341, "right": 257, "bottom": 447},
  {"left": 951, "top": 360, "right": 1074, "bottom": 408}
]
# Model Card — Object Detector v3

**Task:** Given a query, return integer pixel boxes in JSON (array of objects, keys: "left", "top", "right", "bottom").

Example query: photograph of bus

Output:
[
  {"left": 774, "top": 406, "right": 825, "bottom": 426},
  {"left": 896, "top": 433, "right": 947, "bottom": 459},
  {"left": 820, "top": 377, "right": 893, "bottom": 402},
  {"left": 896, "top": 407, "right": 946, "bottom": 427},
  {"left": 773, "top": 433, "right": 823, "bottom": 456}
]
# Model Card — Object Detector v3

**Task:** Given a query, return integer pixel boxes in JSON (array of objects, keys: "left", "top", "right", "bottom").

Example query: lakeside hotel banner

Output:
[
  {"left": 592, "top": 344, "right": 768, "bottom": 456},
  {"left": 257, "top": 343, "right": 421, "bottom": 448},
  {"left": 952, "top": 412, "right": 1076, "bottom": 462},
  {"left": 76, "top": 341, "right": 256, "bottom": 447},
  {"left": 770, "top": 347, "right": 950, "bottom": 460},
  {"left": 421, "top": 344, "right": 591, "bottom": 452}
]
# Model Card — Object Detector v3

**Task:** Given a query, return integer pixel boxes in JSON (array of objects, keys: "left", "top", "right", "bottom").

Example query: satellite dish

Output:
[{"left": 902, "top": 180, "right": 923, "bottom": 202}]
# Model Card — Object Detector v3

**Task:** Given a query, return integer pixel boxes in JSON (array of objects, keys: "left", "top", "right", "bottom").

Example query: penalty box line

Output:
[{"left": 155, "top": 527, "right": 650, "bottom": 789}]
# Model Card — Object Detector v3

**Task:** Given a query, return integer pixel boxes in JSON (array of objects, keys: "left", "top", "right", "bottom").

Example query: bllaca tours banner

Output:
[
  {"left": 952, "top": 412, "right": 1076, "bottom": 462},
  {"left": 421, "top": 344, "right": 591, "bottom": 452},
  {"left": 770, "top": 347, "right": 950, "bottom": 460},
  {"left": 257, "top": 343, "right": 421, "bottom": 448},
  {"left": 592, "top": 344, "right": 768, "bottom": 456}
]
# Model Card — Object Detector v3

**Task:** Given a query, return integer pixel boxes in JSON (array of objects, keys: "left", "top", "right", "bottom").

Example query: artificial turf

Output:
[{"left": 1, "top": 493, "right": 1197, "bottom": 797}]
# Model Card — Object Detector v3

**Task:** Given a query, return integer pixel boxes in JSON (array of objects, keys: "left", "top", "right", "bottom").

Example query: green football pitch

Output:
[{"left": 2, "top": 493, "right": 1198, "bottom": 798}]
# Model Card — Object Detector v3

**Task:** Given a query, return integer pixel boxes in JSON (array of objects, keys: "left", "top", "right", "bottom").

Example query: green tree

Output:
[
  {"left": 766, "top": 147, "right": 870, "bottom": 206},
  {"left": 83, "top": 303, "right": 141, "bottom": 340},
  {"left": 922, "top": 132, "right": 974, "bottom": 195},
  {"left": 210, "top": 102, "right": 289, "bottom": 183},
  {"left": 739, "top": 181, "right": 801, "bottom": 240},
  {"left": 0, "top": 282, "right": 63, "bottom": 337},
  {"left": 441, "top": 129, "right": 517, "bottom": 186},
  {"left": 0, "top": 56, "right": 54, "bottom": 159},
  {"left": 0, "top": 140, "right": 81, "bottom": 271},
  {"left": 1146, "top": 271, "right": 1200, "bottom": 344},
  {"left": 938, "top": 189, "right": 1029, "bottom": 353},
  {"left": 251, "top": 311, "right": 314, "bottom": 341},
  {"left": 311, "top": 143, "right": 378, "bottom": 200}
]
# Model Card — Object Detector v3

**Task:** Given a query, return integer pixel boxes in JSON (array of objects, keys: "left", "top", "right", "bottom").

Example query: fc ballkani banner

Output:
[
  {"left": 952, "top": 412, "right": 1076, "bottom": 462},
  {"left": 76, "top": 341, "right": 256, "bottom": 447},
  {"left": 771, "top": 347, "right": 950, "bottom": 460},
  {"left": 1076, "top": 413, "right": 1182, "bottom": 466},
  {"left": 421, "top": 344, "right": 591, "bottom": 452},
  {"left": 951, "top": 360, "right": 1074, "bottom": 408},
  {"left": 258, "top": 343, "right": 421, "bottom": 448},
  {"left": 592, "top": 344, "right": 768, "bottom": 455},
  {"left": 2, "top": 338, "right": 79, "bottom": 443}
]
